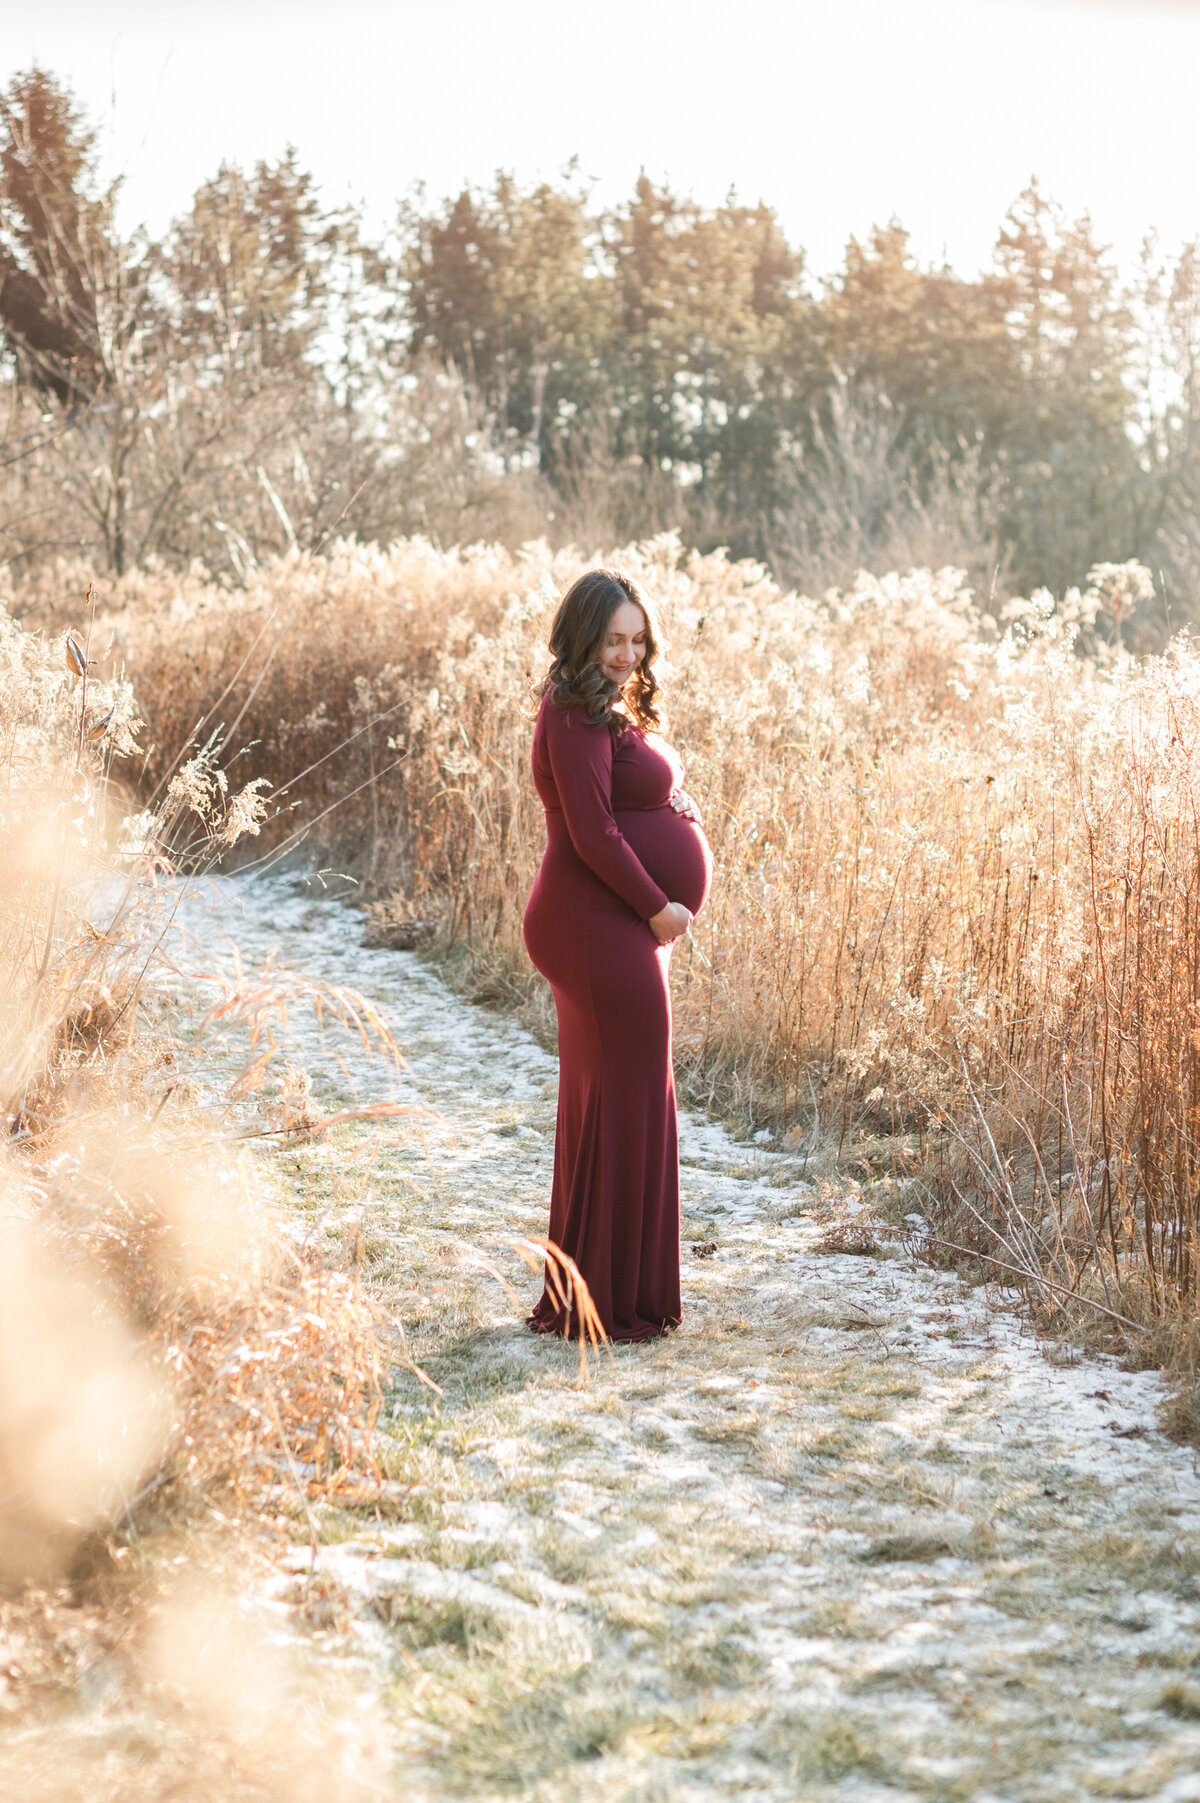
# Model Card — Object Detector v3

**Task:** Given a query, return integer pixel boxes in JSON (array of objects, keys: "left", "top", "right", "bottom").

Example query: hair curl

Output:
[{"left": 540, "top": 568, "right": 665, "bottom": 733}]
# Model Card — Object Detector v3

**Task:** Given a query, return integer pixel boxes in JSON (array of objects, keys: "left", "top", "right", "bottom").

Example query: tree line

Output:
[{"left": 2, "top": 65, "right": 1199, "bottom": 622}]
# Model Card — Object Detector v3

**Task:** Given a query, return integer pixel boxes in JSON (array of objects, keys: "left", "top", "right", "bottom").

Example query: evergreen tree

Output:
[
  {"left": 168, "top": 151, "right": 333, "bottom": 372},
  {"left": 607, "top": 178, "right": 806, "bottom": 539},
  {"left": 401, "top": 171, "right": 609, "bottom": 470},
  {"left": 992, "top": 182, "right": 1142, "bottom": 589},
  {"left": 0, "top": 66, "right": 130, "bottom": 405}
]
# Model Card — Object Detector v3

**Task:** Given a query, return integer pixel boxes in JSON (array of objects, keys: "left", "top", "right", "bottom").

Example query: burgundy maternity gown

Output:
[{"left": 523, "top": 693, "right": 712, "bottom": 1342}]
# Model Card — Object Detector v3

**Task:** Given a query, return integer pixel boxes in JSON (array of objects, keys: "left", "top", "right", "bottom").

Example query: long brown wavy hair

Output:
[{"left": 540, "top": 568, "right": 665, "bottom": 733}]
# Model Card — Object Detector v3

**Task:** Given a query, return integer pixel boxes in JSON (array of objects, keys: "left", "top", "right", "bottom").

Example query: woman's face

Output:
[{"left": 599, "top": 598, "right": 649, "bottom": 687}]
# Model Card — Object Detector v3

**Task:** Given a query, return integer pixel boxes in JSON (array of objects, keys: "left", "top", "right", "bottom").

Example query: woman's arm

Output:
[{"left": 545, "top": 708, "right": 669, "bottom": 919}]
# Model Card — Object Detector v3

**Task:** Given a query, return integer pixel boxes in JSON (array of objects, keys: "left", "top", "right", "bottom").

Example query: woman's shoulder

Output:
[
  {"left": 540, "top": 691, "right": 608, "bottom": 734},
  {"left": 540, "top": 694, "right": 623, "bottom": 768}
]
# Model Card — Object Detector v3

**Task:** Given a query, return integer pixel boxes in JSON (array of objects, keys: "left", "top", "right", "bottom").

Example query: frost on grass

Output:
[{"left": 167, "top": 874, "right": 1200, "bottom": 1802}]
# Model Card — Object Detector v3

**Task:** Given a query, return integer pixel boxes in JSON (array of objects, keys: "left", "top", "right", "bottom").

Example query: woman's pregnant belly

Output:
[{"left": 615, "top": 806, "right": 712, "bottom": 918}]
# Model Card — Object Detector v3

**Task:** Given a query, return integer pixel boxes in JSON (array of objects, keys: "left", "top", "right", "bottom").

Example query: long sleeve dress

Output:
[{"left": 522, "top": 693, "right": 713, "bottom": 1341}]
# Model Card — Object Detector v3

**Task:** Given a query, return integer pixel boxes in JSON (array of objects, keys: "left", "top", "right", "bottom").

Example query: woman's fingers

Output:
[{"left": 649, "top": 900, "right": 692, "bottom": 942}]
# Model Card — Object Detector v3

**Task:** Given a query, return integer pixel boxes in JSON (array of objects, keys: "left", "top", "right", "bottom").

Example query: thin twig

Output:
[{"left": 929, "top": 1235, "right": 1145, "bottom": 1333}]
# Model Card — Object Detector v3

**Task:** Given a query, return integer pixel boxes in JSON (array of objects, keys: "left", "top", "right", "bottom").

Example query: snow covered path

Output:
[{"left": 175, "top": 874, "right": 1200, "bottom": 1802}]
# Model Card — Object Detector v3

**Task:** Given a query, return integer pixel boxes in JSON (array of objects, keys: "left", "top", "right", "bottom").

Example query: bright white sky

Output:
[{"left": 2, "top": 0, "right": 1198, "bottom": 282}]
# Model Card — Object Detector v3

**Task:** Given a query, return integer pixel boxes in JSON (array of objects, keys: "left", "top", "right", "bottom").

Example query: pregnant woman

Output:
[{"left": 523, "top": 568, "right": 712, "bottom": 1342}]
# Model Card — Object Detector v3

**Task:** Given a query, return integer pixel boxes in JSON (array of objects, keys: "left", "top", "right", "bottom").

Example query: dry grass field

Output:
[
  {"left": 106, "top": 873, "right": 1200, "bottom": 1802},
  {"left": 7, "top": 539, "right": 1200, "bottom": 1796},
  {"left": 25, "top": 534, "right": 1200, "bottom": 1375}
]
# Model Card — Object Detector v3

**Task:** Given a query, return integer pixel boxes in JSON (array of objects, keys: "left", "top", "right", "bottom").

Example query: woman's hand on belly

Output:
[
  {"left": 669, "top": 789, "right": 703, "bottom": 824},
  {"left": 649, "top": 901, "right": 693, "bottom": 943}
]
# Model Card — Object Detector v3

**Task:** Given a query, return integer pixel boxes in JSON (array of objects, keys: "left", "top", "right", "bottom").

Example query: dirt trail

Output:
[{"left": 176, "top": 875, "right": 1200, "bottom": 1803}]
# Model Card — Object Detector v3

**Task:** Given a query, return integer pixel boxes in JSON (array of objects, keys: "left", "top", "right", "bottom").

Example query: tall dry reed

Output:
[{"left": 0, "top": 585, "right": 399, "bottom": 1796}]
